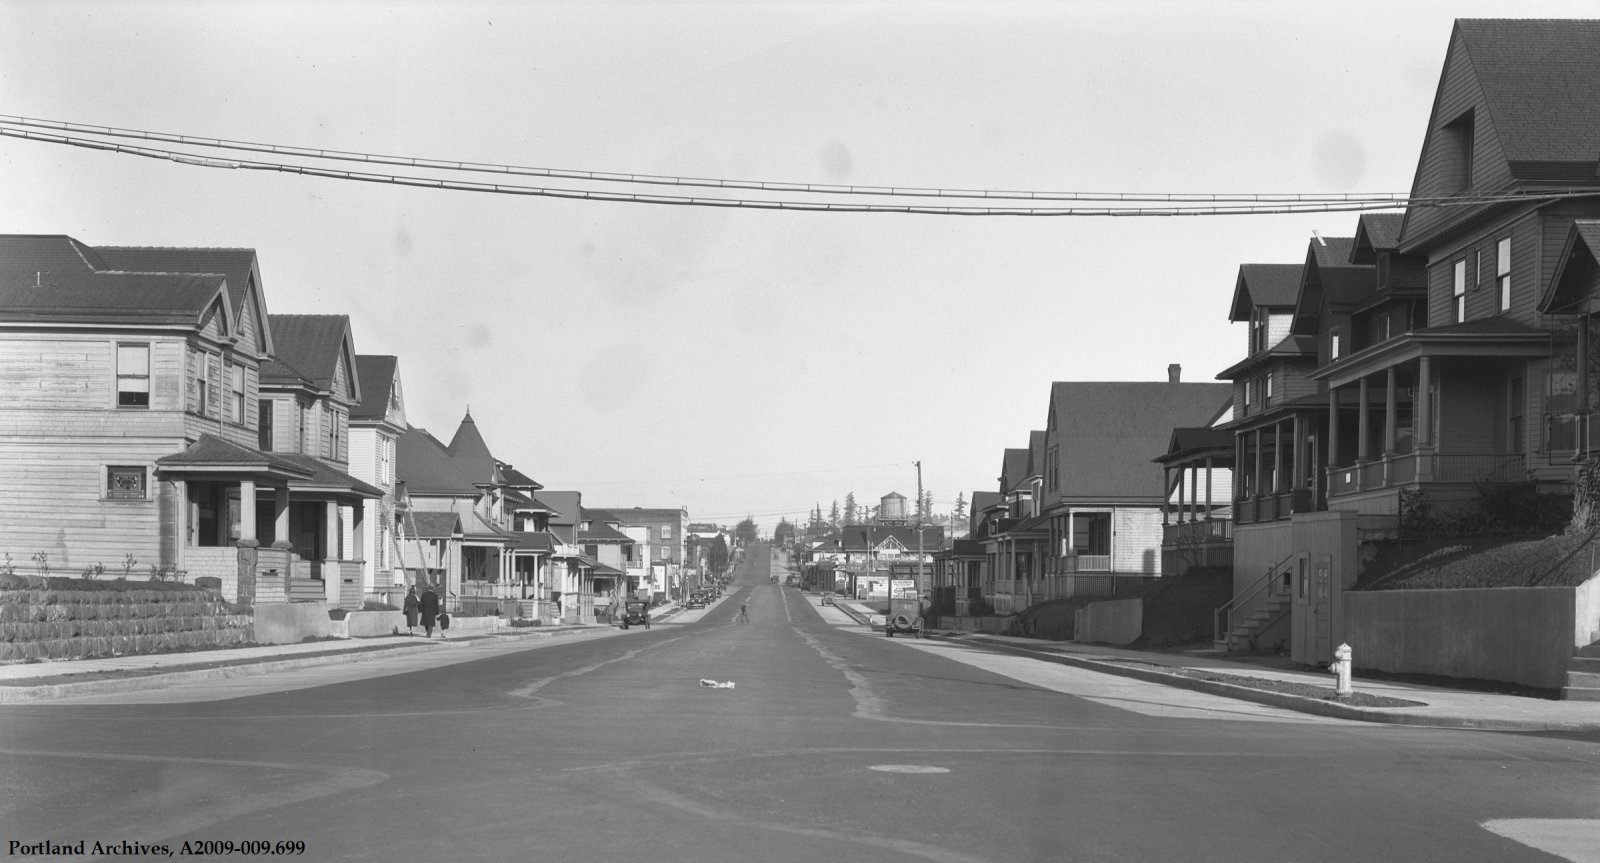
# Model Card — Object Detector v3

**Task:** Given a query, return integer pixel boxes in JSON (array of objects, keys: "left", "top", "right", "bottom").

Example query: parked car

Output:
[
  {"left": 821, "top": 594, "right": 835, "bottom": 606},
  {"left": 686, "top": 593, "right": 706, "bottom": 609},
  {"left": 884, "top": 597, "right": 923, "bottom": 638},
  {"left": 620, "top": 600, "right": 650, "bottom": 629}
]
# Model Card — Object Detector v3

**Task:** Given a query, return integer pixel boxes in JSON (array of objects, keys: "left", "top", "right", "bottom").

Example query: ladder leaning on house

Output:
[{"left": 390, "top": 505, "right": 436, "bottom": 595}]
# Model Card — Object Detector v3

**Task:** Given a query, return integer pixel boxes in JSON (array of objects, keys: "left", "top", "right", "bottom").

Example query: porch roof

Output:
[
  {"left": 408, "top": 511, "right": 463, "bottom": 539},
  {"left": 1215, "top": 333, "right": 1317, "bottom": 379},
  {"left": 1154, "top": 426, "right": 1235, "bottom": 466},
  {"left": 1311, "top": 317, "right": 1552, "bottom": 387},
  {"left": 1539, "top": 220, "right": 1600, "bottom": 314},
  {"left": 271, "top": 454, "right": 385, "bottom": 499},
  {"left": 155, "top": 434, "right": 315, "bottom": 482},
  {"left": 509, "top": 530, "right": 558, "bottom": 553}
]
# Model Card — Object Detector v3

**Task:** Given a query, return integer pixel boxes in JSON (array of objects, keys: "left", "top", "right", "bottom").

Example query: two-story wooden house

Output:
[{"left": 349, "top": 354, "right": 407, "bottom": 605}]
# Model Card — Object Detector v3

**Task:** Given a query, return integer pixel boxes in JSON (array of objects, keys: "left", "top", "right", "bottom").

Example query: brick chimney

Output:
[{"left": 1168, "top": 363, "right": 1181, "bottom": 383}]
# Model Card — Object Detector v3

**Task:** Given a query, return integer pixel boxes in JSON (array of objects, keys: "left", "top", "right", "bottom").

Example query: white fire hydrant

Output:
[{"left": 1331, "top": 643, "right": 1354, "bottom": 697}]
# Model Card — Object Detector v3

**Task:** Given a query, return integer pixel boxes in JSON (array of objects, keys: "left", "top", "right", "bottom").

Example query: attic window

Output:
[{"left": 1442, "top": 110, "right": 1474, "bottom": 193}]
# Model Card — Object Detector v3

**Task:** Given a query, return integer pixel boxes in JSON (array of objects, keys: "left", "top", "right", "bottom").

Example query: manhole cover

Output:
[{"left": 868, "top": 765, "right": 949, "bottom": 774}]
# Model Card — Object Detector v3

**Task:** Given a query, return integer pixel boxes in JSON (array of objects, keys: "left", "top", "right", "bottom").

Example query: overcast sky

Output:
[{"left": 3, "top": 1, "right": 1595, "bottom": 530}]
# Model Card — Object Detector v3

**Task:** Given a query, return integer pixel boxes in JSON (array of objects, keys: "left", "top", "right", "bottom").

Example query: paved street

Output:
[{"left": 4, "top": 546, "right": 1600, "bottom": 863}]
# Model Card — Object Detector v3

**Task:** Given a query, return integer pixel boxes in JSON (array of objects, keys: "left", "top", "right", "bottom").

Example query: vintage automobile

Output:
[
  {"left": 620, "top": 600, "right": 650, "bottom": 629},
  {"left": 686, "top": 593, "right": 707, "bottom": 609},
  {"left": 820, "top": 593, "right": 835, "bottom": 606},
  {"left": 884, "top": 596, "right": 923, "bottom": 638}
]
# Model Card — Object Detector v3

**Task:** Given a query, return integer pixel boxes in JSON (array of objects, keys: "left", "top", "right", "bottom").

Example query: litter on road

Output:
[{"left": 699, "top": 679, "right": 736, "bottom": 689}]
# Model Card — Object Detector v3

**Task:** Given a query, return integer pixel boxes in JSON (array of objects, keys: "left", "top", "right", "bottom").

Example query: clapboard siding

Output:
[
  {"left": 1112, "top": 508, "right": 1163, "bottom": 575},
  {"left": 1407, "top": 30, "right": 1513, "bottom": 246},
  {"left": 0, "top": 439, "right": 173, "bottom": 569}
]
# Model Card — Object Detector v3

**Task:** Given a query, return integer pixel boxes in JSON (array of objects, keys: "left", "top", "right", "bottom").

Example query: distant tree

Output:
[
  {"left": 773, "top": 519, "right": 794, "bottom": 546},
  {"left": 709, "top": 535, "right": 730, "bottom": 575},
  {"left": 829, "top": 500, "right": 840, "bottom": 528},
  {"left": 844, "top": 493, "right": 858, "bottom": 525},
  {"left": 736, "top": 517, "right": 758, "bottom": 545},
  {"left": 917, "top": 490, "right": 933, "bottom": 522},
  {"left": 953, "top": 492, "right": 968, "bottom": 523}
]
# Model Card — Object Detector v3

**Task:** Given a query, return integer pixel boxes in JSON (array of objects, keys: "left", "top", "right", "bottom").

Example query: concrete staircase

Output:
[
  {"left": 1562, "top": 640, "right": 1600, "bottom": 701},
  {"left": 1216, "top": 592, "right": 1292, "bottom": 652}
]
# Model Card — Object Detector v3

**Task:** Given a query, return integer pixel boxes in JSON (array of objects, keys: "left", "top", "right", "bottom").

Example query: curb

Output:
[
  {"left": 943, "top": 634, "right": 1600, "bottom": 734},
  {"left": 0, "top": 624, "right": 612, "bottom": 704}
]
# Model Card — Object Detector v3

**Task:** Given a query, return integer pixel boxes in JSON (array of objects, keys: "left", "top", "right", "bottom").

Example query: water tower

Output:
[{"left": 878, "top": 491, "right": 908, "bottom": 525}]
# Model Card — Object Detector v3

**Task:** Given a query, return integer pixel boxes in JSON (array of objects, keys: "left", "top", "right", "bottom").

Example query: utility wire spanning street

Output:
[{"left": 3, "top": 544, "right": 1600, "bottom": 862}]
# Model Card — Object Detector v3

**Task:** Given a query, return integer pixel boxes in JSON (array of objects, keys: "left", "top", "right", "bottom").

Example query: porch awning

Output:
[
  {"left": 1311, "top": 318, "right": 1552, "bottom": 388},
  {"left": 271, "top": 453, "right": 385, "bottom": 499},
  {"left": 155, "top": 434, "right": 314, "bottom": 482}
]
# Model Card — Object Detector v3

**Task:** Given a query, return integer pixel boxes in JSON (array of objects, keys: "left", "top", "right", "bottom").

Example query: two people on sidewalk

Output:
[{"left": 403, "top": 586, "right": 449, "bottom": 638}]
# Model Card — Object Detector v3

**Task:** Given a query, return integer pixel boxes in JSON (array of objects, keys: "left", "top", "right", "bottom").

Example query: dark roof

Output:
[
  {"left": 999, "top": 446, "right": 1032, "bottom": 492},
  {"left": 1228, "top": 264, "right": 1303, "bottom": 320},
  {"left": 396, "top": 425, "right": 479, "bottom": 497},
  {"left": 1352, "top": 213, "right": 1406, "bottom": 259},
  {"left": 1047, "top": 382, "right": 1233, "bottom": 501},
  {"left": 509, "top": 530, "right": 558, "bottom": 552},
  {"left": 1309, "top": 237, "right": 1356, "bottom": 270},
  {"left": 1540, "top": 220, "right": 1600, "bottom": 313},
  {"left": 838, "top": 524, "right": 944, "bottom": 551},
  {"left": 1410, "top": 317, "right": 1550, "bottom": 338},
  {"left": 408, "top": 511, "right": 463, "bottom": 539},
  {"left": 351, "top": 355, "right": 399, "bottom": 421},
  {"left": 1454, "top": 20, "right": 1600, "bottom": 181},
  {"left": 501, "top": 464, "right": 543, "bottom": 490},
  {"left": 155, "top": 434, "right": 313, "bottom": 479},
  {"left": 96, "top": 246, "right": 260, "bottom": 322},
  {"left": 1155, "top": 426, "right": 1236, "bottom": 465},
  {"left": 0, "top": 236, "right": 232, "bottom": 325},
  {"left": 580, "top": 521, "right": 633, "bottom": 543},
  {"left": 271, "top": 453, "right": 385, "bottom": 497},
  {"left": 264, "top": 315, "right": 353, "bottom": 393},
  {"left": 445, "top": 411, "right": 496, "bottom": 484}
]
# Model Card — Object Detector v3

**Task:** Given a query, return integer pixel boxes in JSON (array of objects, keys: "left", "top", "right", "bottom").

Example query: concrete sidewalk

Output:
[
  {"left": 819, "top": 595, "right": 1600, "bottom": 733},
  {"left": 934, "top": 631, "right": 1600, "bottom": 734},
  {"left": 0, "top": 620, "right": 619, "bottom": 704}
]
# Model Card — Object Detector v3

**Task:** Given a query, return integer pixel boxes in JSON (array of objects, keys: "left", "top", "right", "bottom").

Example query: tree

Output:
[
  {"left": 709, "top": 535, "right": 730, "bottom": 575},
  {"left": 917, "top": 489, "right": 933, "bottom": 522},
  {"left": 844, "top": 493, "right": 858, "bottom": 525},
  {"left": 953, "top": 492, "right": 968, "bottom": 523},
  {"left": 735, "top": 517, "right": 758, "bottom": 545},
  {"left": 829, "top": 500, "right": 840, "bottom": 528},
  {"left": 773, "top": 519, "right": 794, "bottom": 546}
]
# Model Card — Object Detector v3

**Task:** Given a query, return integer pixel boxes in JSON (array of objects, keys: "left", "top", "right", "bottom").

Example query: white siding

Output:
[{"left": 1112, "top": 507, "right": 1164, "bottom": 575}]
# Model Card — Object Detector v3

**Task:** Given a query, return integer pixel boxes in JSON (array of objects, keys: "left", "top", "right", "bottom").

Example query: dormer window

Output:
[
  {"left": 1497, "top": 237, "right": 1512, "bottom": 312},
  {"left": 1453, "top": 259, "right": 1467, "bottom": 322},
  {"left": 1330, "top": 328, "right": 1342, "bottom": 361}
]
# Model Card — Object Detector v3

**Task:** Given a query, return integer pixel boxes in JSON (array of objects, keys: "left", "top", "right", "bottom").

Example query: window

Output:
[
  {"left": 258, "top": 400, "right": 274, "bottom": 451},
  {"left": 116, "top": 344, "right": 150, "bottom": 408},
  {"left": 661, "top": 525, "right": 672, "bottom": 540},
  {"left": 1443, "top": 110, "right": 1474, "bottom": 193},
  {"left": 1453, "top": 260, "right": 1467, "bottom": 322},
  {"left": 1497, "top": 237, "right": 1512, "bottom": 312},
  {"left": 106, "top": 466, "right": 148, "bottom": 500},
  {"left": 1381, "top": 315, "right": 1392, "bottom": 341},
  {"left": 195, "top": 352, "right": 210, "bottom": 416},
  {"left": 1266, "top": 371, "right": 1275, "bottom": 401},
  {"left": 229, "top": 364, "right": 246, "bottom": 423},
  {"left": 327, "top": 412, "right": 339, "bottom": 460},
  {"left": 1330, "top": 328, "right": 1342, "bottom": 361}
]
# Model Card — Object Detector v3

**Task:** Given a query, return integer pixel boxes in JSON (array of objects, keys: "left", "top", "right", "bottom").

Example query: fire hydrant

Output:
[{"left": 1330, "top": 643, "right": 1354, "bottom": 697}]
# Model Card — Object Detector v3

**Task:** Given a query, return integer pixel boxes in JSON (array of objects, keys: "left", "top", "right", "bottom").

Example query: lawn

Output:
[{"left": 1358, "top": 528, "right": 1600, "bottom": 591}]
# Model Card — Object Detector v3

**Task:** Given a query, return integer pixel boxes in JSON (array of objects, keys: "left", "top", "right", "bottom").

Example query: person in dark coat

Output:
[
  {"left": 419, "top": 586, "right": 441, "bottom": 637},
  {"left": 403, "top": 587, "right": 420, "bottom": 635}
]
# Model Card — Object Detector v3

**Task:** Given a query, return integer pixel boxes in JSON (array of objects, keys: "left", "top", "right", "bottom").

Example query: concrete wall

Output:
[
  {"left": 343, "top": 610, "right": 406, "bottom": 638},
  {"left": 0, "top": 584, "right": 250, "bottom": 660},
  {"left": 1074, "top": 598, "right": 1143, "bottom": 646},
  {"left": 252, "top": 601, "right": 333, "bottom": 644},
  {"left": 1344, "top": 586, "right": 1581, "bottom": 690}
]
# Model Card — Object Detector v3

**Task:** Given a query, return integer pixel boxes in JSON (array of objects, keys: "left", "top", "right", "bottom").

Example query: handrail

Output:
[{"left": 1214, "top": 553, "right": 1294, "bottom": 646}]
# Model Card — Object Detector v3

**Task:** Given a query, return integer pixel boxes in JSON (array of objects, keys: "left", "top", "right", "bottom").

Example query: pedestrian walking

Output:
[
  {"left": 420, "top": 586, "right": 441, "bottom": 637},
  {"left": 437, "top": 608, "right": 450, "bottom": 639},
  {"left": 737, "top": 600, "right": 749, "bottom": 623},
  {"left": 402, "top": 587, "right": 419, "bottom": 635}
]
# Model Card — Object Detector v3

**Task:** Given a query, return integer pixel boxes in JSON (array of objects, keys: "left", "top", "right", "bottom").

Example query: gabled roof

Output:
[
  {"left": 409, "top": 511, "right": 463, "bottom": 539},
  {"left": 1292, "top": 236, "right": 1374, "bottom": 333},
  {"left": 96, "top": 245, "right": 262, "bottom": 323},
  {"left": 0, "top": 235, "right": 234, "bottom": 328},
  {"left": 1401, "top": 20, "right": 1600, "bottom": 250},
  {"left": 351, "top": 355, "right": 400, "bottom": 422},
  {"left": 838, "top": 524, "right": 944, "bottom": 551},
  {"left": 264, "top": 314, "right": 360, "bottom": 404},
  {"left": 1349, "top": 213, "right": 1406, "bottom": 264},
  {"left": 1540, "top": 220, "right": 1600, "bottom": 314},
  {"left": 999, "top": 446, "right": 1032, "bottom": 493},
  {"left": 1154, "top": 426, "right": 1236, "bottom": 466},
  {"left": 155, "top": 433, "right": 314, "bottom": 480},
  {"left": 271, "top": 453, "right": 385, "bottom": 498},
  {"left": 1228, "top": 264, "right": 1303, "bottom": 321},
  {"left": 1047, "top": 381, "right": 1233, "bottom": 501}
]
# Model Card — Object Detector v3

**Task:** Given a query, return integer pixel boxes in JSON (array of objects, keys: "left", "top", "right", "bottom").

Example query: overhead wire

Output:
[{"left": 9, "top": 116, "right": 1598, "bottom": 216}]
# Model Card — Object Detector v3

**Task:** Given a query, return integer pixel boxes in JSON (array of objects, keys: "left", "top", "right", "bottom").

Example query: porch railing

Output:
[
  {"left": 1162, "top": 519, "right": 1233, "bottom": 545},
  {"left": 1214, "top": 552, "right": 1294, "bottom": 649}
]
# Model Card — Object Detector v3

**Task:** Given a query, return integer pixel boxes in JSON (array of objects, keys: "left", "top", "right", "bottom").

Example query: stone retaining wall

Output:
[{"left": 0, "top": 586, "right": 250, "bottom": 661}]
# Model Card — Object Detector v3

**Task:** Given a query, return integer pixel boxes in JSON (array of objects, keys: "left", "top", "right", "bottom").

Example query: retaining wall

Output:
[
  {"left": 0, "top": 584, "right": 250, "bottom": 661},
  {"left": 1344, "top": 580, "right": 1595, "bottom": 690},
  {"left": 252, "top": 601, "right": 333, "bottom": 644},
  {"left": 1074, "top": 598, "right": 1143, "bottom": 646}
]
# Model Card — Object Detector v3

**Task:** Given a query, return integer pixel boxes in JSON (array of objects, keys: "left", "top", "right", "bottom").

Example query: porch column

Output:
[
  {"left": 1328, "top": 386, "right": 1342, "bottom": 469},
  {"left": 238, "top": 479, "right": 258, "bottom": 546},
  {"left": 1292, "top": 414, "right": 1306, "bottom": 489},
  {"left": 1162, "top": 466, "right": 1172, "bottom": 526},
  {"left": 1384, "top": 367, "right": 1398, "bottom": 454},
  {"left": 324, "top": 501, "right": 340, "bottom": 603},
  {"left": 1253, "top": 428, "right": 1265, "bottom": 497},
  {"left": 1272, "top": 420, "right": 1285, "bottom": 493},
  {"left": 1204, "top": 456, "right": 1214, "bottom": 517},
  {"left": 1358, "top": 376, "right": 1372, "bottom": 462},
  {"left": 351, "top": 503, "right": 364, "bottom": 560},
  {"left": 1417, "top": 356, "right": 1435, "bottom": 482},
  {"left": 1189, "top": 462, "right": 1200, "bottom": 521},
  {"left": 272, "top": 488, "right": 292, "bottom": 548}
]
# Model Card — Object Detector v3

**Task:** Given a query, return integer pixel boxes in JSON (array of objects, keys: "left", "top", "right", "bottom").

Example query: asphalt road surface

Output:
[{"left": 4, "top": 544, "right": 1600, "bottom": 863}]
